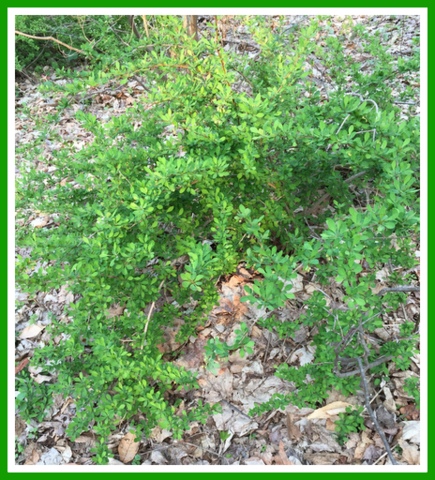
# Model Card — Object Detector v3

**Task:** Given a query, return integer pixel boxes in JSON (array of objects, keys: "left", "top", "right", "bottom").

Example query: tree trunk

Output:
[{"left": 183, "top": 15, "right": 198, "bottom": 41}]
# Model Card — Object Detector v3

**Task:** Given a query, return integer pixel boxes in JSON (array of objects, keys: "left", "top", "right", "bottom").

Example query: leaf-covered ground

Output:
[{"left": 15, "top": 14, "right": 421, "bottom": 466}]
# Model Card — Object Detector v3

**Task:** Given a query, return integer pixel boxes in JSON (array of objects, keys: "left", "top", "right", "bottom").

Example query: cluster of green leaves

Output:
[
  {"left": 15, "top": 15, "right": 178, "bottom": 73},
  {"left": 205, "top": 322, "right": 255, "bottom": 373},
  {"left": 16, "top": 16, "right": 419, "bottom": 463},
  {"left": 335, "top": 406, "right": 366, "bottom": 446},
  {"left": 403, "top": 377, "right": 420, "bottom": 409},
  {"left": 15, "top": 370, "right": 54, "bottom": 423},
  {"left": 16, "top": 15, "right": 123, "bottom": 72}
]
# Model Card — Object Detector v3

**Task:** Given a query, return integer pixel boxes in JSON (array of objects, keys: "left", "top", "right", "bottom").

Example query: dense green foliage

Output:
[
  {"left": 16, "top": 16, "right": 420, "bottom": 463},
  {"left": 16, "top": 15, "right": 124, "bottom": 72},
  {"left": 335, "top": 406, "right": 366, "bottom": 445}
]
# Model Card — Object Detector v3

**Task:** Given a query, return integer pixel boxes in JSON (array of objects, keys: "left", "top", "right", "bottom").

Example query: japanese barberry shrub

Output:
[
  {"left": 16, "top": 16, "right": 419, "bottom": 463},
  {"left": 335, "top": 406, "right": 366, "bottom": 446}
]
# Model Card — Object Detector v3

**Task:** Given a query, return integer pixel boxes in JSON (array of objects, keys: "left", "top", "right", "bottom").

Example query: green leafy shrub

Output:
[
  {"left": 335, "top": 406, "right": 366, "bottom": 445},
  {"left": 16, "top": 16, "right": 419, "bottom": 463},
  {"left": 403, "top": 377, "right": 420, "bottom": 409},
  {"left": 205, "top": 322, "right": 255, "bottom": 373},
  {"left": 16, "top": 370, "right": 54, "bottom": 423},
  {"left": 15, "top": 14, "right": 155, "bottom": 73}
]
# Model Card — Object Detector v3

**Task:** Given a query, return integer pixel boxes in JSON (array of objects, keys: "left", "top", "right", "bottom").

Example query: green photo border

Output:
[{"left": 6, "top": 0, "right": 430, "bottom": 477}]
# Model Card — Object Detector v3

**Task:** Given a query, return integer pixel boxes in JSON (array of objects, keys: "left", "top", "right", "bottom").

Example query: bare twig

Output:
[
  {"left": 304, "top": 170, "right": 367, "bottom": 215},
  {"left": 348, "top": 92, "right": 379, "bottom": 115},
  {"left": 356, "top": 357, "right": 398, "bottom": 465},
  {"left": 364, "top": 98, "right": 379, "bottom": 115},
  {"left": 141, "top": 279, "right": 165, "bottom": 350},
  {"left": 220, "top": 399, "right": 252, "bottom": 420},
  {"left": 334, "top": 354, "right": 394, "bottom": 378},
  {"left": 133, "top": 75, "right": 151, "bottom": 93},
  {"left": 373, "top": 443, "right": 399, "bottom": 465},
  {"left": 128, "top": 15, "right": 142, "bottom": 39},
  {"left": 393, "top": 101, "right": 416, "bottom": 105},
  {"left": 214, "top": 16, "right": 227, "bottom": 75},
  {"left": 333, "top": 312, "right": 381, "bottom": 355},
  {"left": 15, "top": 30, "right": 86, "bottom": 54},
  {"left": 108, "top": 22, "right": 130, "bottom": 47},
  {"left": 353, "top": 128, "right": 377, "bottom": 142},
  {"left": 336, "top": 113, "right": 351, "bottom": 136},
  {"left": 377, "top": 285, "right": 420, "bottom": 296},
  {"left": 141, "top": 15, "right": 150, "bottom": 38},
  {"left": 344, "top": 170, "right": 367, "bottom": 184}
]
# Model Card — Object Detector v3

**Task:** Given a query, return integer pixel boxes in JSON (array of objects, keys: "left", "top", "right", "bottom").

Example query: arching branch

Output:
[{"left": 15, "top": 30, "right": 85, "bottom": 55}]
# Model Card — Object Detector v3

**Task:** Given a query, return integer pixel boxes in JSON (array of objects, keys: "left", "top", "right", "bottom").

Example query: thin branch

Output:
[
  {"left": 232, "top": 67, "right": 254, "bottom": 90},
  {"left": 364, "top": 98, "right": 379, "bottom": 115},
  {"left": 303, "top": 169, "right": 367, "bottom": 215},
  {"left": 377, "top": 286, "right": 420, "bottom": 296},
  {"left": 214, "top": 16, "right": 227, "bottom": 75},
  {"left": 22, "top": 44, "right": 48, "bottom": 71},
  {"left": 356, "top": 357, "right": 398, "bottom": 465},
  {"left": 128, "top": 15, "right": 142, "bottom": 39},
  {"left": 373, "top": 443, "right": 399, "bottom": 465},
  {"left": 348, "top": 92, "right": 379, "bottom": 115},
  {"left": 141, "top": 15, "right": 150, "bottom": 38},
  {"left": 393, "top": 101, "right": 416, "bottom": 105},
  {"left": 344, "top": 170, "right": 367, "bottom": 184},
  {"left": 141, "top": 279, "right": 165, "bottom": 350},
  {"left": 223, "top": 38, "right": 259, "bottom": 49},
  {"left": 334, "top": 354, "right": 394, "bottom": 378},
  {"left": 335, "top": 113, "right": 350, "bottom": 136},
  {"left": 108, "top": 22, "right": 130, "bottom": 47},
  {"left": 15, "top": 30, "right": 86, "bottom": 54},
  {"left": 220, "top": 399, "right": 252, "bottom": 420}
]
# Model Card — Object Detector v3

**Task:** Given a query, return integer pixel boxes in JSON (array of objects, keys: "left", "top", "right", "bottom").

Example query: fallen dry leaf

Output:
[
  {"left": 307, "top": 401, "right": 353, "bottom": 420},
  {"left": 150, "top": 426, "right": 172, "bottom": 443},
  {"left": 19, "top": 324, "right": 44, "bottom": 339},
  {"left": 401, "top": 421, "right": 420, "bottom": 444},
  {"left": 226, "top": 274, "right": 246, "bottom": 287},
  {"left": 33, "top": 374, "right": 53, "bottom": 384},
  {"left": 150, "top": 450, "right": 167, "bottom": 465},
  {"left": 23, "top": 443, "right": 41, "bottom": 465},
  {"left": 354, "top": 431, "right": 373, "bottom": 460},
  {"left": 274, "top": 441, "right": 294, "bottom": 465},
  {"left": 118, "top": 431, "right": 139, "bottom": 464},
  {"left": 244, "top": 457, "right": 265, "bottom": 465},
  {"left": 290, "top": 346, "right": 315, "bottom": 366},
  {"left": 325, "top": 418, "right": 336, "bottom": 431},
  {"left": 233, "top": 293, "right": 248, "bottom": 313},
  {"left": 289, "top": 274, "right": 304, "bottom": 293},
  {"left": 382, "top": 386, "right": 397, "bottom": 412},
  {"left": 156, "top": 318, "right": 185, "bottom": 353},
  {"left": 399, "top": 439, "right": 420, "bottom": 465},
  {"left": 30, "top": 216, "right": 50, "bottom": 228},
  {"left": 15, "top": 357, "right": 30, "bottom": 374},
  {"left": 106, "top": 303, "right": 125, "bottom": 319},
  {"left": 74, "top": 434, "right": 96, "bottom": 448},
  {"left": 213, "top": 402, "right": 258, "bottom": 437},
  {"left": 259, "top": 451, "right": 273, "bottom": 465},
  {"left": 399, "top": 403, "right": 420, "bottom": 421},
  {"left": 174, "top": 335, "right": 207, "bottom": 370},
  {"left": 304, "top": 452, "right": 340, "bottom": 465},
  {"left": 286, "top": 413, "right": 302, "bottom": 441}
]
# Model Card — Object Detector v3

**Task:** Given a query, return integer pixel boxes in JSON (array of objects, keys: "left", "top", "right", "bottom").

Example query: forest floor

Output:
[{"left": 14, "top": 14, "right": 421, "bottom": 467}]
